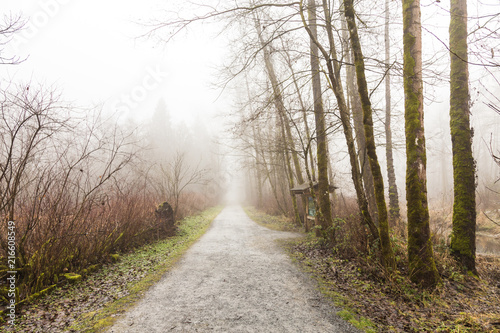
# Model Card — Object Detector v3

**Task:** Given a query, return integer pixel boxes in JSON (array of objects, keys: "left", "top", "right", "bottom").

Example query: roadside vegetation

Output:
[
  {"left": 0, "top": 206, "right": 222, "bottom": 332},
  {"left": 246, "top": 206, "right": 500, "bottom": 333},
  {"left": 0, "top": 82, "right": 224, "bottom": 323},
  {"left": 243, "top": 206, "right": 301, "bottom": 232}
]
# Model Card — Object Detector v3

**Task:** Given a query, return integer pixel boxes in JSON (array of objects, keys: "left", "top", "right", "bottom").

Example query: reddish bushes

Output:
[{"left": 0, "top": 85, "right": 221, "bottom": 307}]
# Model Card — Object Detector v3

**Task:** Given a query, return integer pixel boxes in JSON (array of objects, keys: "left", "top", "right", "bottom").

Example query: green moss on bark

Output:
[
  {"left": 63, "top": 273, "right": 82, "bottom": 283},
  {"left": 403, "top": 0, "right": 440, "bottom": 288},
  {"left": 344, "top": 0, "right": 395, "bottom": 270},
  {"left": 449, "top": 0, "right": 476, "bottom": 275}
]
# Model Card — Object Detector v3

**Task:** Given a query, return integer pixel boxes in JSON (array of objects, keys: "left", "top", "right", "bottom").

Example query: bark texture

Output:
[
  {"left": 299, "top": 0, "right": 379, "bottom": 241},
  {"left": 344, "top": 0, "right": 395, "bottom": 270},
  {"left": 449, "top": 0, "right": 477, "bottom": 274},
  {"left": 307, "top": 0, "right": 334, "bottom": 234},
  {"left": 402, "top": 0, "right": 440, "bottom": 288},
  {"left": 342, "top": 15, "right": 378, "bottom": 227},
  {"left": 385, "top": 0, "right": 401, "bottom": 227}
]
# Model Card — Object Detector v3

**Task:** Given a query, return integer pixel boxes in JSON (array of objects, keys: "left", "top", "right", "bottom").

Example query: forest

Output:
[
  {"left": 191, "top": 0, "right": 500, "bottom": 281},
  {"left": 0, "top": 0, "right": 500, "bottom": 332}
]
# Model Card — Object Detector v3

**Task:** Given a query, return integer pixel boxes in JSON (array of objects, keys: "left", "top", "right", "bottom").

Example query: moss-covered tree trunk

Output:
[
  {"left": 402, "top": 0, "right": 440, "bottom": 288},
  {"left": 343, "top": 24, "right": 378, "bottom": 227},
  {"left": 299, "top": 0, "right": 379, "bottom": 241},
  {"left": 344, "top": 0, "right": 395, "bottom": 270},
  {"left": 307, "top": 0, "right": 334, "bottom": 235},
  {"left": 385, "top": 0, "right": 401, "bottom": 227},
  {"left": 449, "top": 0, "right": 477, "bottom": 274}
]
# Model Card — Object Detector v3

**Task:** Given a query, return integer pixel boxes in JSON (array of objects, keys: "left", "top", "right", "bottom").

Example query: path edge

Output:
[{"left": 68, "top": 206, "right": 224, "bottom": 333}]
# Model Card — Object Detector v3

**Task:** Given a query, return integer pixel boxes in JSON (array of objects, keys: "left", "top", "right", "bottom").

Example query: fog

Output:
[
  {"left": 1, "top": 1, "right": 499, "bottom": 297},
  {"left": 1, "top": 2, "right": 500, "bottom": 330}
]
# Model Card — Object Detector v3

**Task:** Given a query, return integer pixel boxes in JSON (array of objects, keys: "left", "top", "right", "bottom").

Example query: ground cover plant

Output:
[
  {"left": 246, "top": 206, "right": 500, "bottom": 333},
  {"left": 0, "top": 206, "right": 222, "bottom": 332}
]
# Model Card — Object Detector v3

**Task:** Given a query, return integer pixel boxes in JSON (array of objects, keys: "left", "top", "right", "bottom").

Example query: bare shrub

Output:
[
  {"left": 0, "top": 84, "right": 164, "bottom": 302},
  {"left": 330, "top": 195, "right": 370, "bottom": 259}
]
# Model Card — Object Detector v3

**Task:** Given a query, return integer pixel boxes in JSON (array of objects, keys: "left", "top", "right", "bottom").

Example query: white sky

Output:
[
  {"left": 1, "top": 0, "right": 228, "bottom": 126},
  {"left": 1, "top": 0, "right": 498, "bottom": 201}
]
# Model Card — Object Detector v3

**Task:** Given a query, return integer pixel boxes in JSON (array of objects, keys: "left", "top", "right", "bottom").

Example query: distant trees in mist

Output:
[
  {"left": 0, "top": 9, "right": 225, "bottom": 302},
  {"left": 148, "top": 0, "right": 500, "bottom": 286}
]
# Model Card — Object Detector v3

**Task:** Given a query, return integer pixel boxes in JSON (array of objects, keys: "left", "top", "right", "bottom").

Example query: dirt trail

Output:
[{"left": 109, "top": 205, "right": 359, "bottom": 332}]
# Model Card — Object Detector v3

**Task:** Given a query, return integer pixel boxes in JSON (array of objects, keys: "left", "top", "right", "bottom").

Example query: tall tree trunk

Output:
[
  {"left": 449, "top": 0, "right": 476, "bottom": 274},
  {"left": 282, "top": 53, "right": 311, "bottom": 223},
  {"left": 344, "top": 0, "right": 395, "bottom": 270},
  {"left": 299, "top": 0, "right": 379, "bottom": 241},
  {"left": 252, "top": 123, "right": 264, "bottom": 208},
  {"left": 402, "top": 0, "right": 440, "bottom": 288},
  {"left": 384, "top": 0, "right": 401, "bottom": 227},
  {"left": 279, "top": 109, "right": 302, "bottom": 225},
  {"left": 257, "top": 124, "right": 286, "bottom": 215},
  {"left": 284, "top": 59, "right": 316, "bottom": 182},
  {"left": 255, "top": 19, "right": 303, "bottom": 224},
  {"left": 341, "top": 10, "right": 378, "bottom": 225},
  {"left": 246, "top": 77, "right": 264, "bottom": 209},
  {"left": 307, "top": 0, "right": 334, "bottom": 235}
]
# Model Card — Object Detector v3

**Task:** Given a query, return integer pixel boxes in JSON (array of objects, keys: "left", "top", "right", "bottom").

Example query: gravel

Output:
[{"left": 108, "top": 205, "right": 360, "bottom": 333}]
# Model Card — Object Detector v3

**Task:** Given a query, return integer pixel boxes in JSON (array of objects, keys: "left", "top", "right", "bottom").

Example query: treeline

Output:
[
  {"left": 0, "top": 79, "right": 224, "bottom": 304},
  {"left": 152, "top": 0, "right": 500, "bottom": 288}
]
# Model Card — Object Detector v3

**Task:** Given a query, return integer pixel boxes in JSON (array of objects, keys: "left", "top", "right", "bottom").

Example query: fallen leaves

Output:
[{"left": 286, "top": 237, "right": 500, "bottom": 332}]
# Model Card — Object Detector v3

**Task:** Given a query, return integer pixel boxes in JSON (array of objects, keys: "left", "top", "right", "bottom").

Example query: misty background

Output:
[{"left": 0, "top": 0, "right": 499, "bottom": 311}]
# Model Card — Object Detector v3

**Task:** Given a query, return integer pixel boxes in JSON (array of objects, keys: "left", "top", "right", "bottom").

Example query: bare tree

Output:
[
  {"left": 299, "top": 0, "right": 379, "bottom": 241},
  {"left": 343, "top": 0, "right": 395, "bottom": 270},
  {"left": 0, "top": 13, "right": 26, "bottom": 65},
  {"left": 160, "top": 151, "right": 210, "bottom": 220},
  {"left": 303, "top": 0, "right": 334, "bottom": 236},
  {"left": 384, "top": 0, "right": 400, "bottom": 227}
]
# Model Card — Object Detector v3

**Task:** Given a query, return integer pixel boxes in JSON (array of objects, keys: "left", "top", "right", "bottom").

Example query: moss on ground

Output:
[
  {"left": 69, "top": 206, "right": 222, "bottom": 332},
  {"left": 2, "top": 206, "right": 222, "bottom": 333},
  {"left": 248, "top": 207, "right": 500, "bottom": 333}
]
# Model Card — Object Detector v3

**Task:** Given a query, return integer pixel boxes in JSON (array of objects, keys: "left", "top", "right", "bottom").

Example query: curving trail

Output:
[{"left": 109, "top": 206, "right": 359, "bottom": 332}]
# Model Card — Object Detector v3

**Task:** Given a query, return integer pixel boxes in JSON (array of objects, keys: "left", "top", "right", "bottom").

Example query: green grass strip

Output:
[
  {"left": 68, "top": 206, "right": 223, "bottom": 333},
  {"left": 243, "top": 206, "right": 302, "bottom": 232},
  {"left": 245, "top": 207, "right": 377, "bottom": 333}
]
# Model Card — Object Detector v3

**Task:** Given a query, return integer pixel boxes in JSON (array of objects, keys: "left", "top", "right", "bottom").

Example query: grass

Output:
[
  {"left": 281, "top": 235, "right": 379, "bottom": 333},
  {"left": 245, "top": 206, "right": 500, "bottom": 332},
  {"left": 243, "top": 206, "right": 302, "bottom": 232},
  {"left": 68, "top": 206, "right": 222, "bottom": 332},
  {"left": 1, "top": 206, "right": 222, "bottom": 333}
]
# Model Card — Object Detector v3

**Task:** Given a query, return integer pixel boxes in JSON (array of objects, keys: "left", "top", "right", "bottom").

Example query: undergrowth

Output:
[
  {"left": 0, "top": 206, "right": 222, "bottom": 332},
  {"left": 243, "top": 206, "right": 302, "bottom": 232},
  {"left": 247, "top": 206, "right": 500, "bottom": 333}
]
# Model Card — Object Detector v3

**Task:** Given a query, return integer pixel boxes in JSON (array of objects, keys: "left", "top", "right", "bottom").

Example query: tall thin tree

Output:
[
  {"left": 255, "top": 18, "right": 303, "bottom": 224},
  {"left": 299, "top": 0, "right": 379, "bottom": 241},
  {"left": 449, "top": 0, "right": 477, "bottom": 274},
  {"left": 307, "top": 0, "right": 334, "bottom": 235},
  {"left": 402, "top": 0, "right": 440, "bottom": 288},
  {"left": 344, "top": 0, "right": 395, "bottom": 270},
  {"left": 384, "top": 0, "right": 401, "bottom": 227}
]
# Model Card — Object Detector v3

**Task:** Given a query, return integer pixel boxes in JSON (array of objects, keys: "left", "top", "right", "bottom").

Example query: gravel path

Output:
[{"left": 109, "top": 205, "right": 359, "bottom": 332}]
